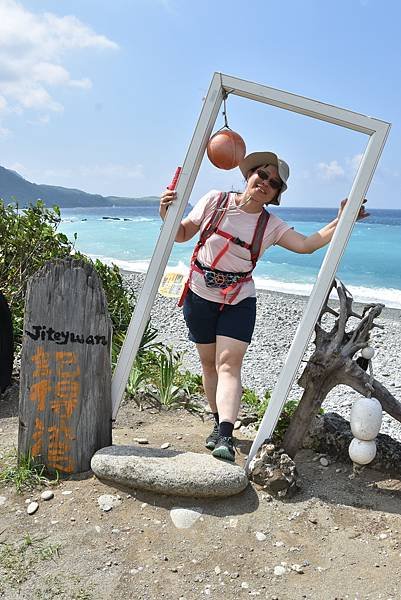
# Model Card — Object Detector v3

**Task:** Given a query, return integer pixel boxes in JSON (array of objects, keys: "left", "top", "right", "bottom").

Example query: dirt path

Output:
[{"left": 1, "top": 387, "right": 401, "bottom": 600}]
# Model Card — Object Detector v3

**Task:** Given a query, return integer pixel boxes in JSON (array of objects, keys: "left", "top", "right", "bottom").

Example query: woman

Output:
[{"left": 160, "top": 151, "right": 368, "bottom": 462}]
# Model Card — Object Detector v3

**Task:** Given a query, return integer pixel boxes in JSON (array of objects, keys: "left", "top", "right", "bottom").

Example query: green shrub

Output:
[{"left": 0, "top": 200, "right": 134, "bottom": 348}]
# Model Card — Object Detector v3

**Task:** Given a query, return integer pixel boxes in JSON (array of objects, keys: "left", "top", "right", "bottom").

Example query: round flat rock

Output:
[{"left": 91, "top": 446, "right": 248, "bottom": 498}]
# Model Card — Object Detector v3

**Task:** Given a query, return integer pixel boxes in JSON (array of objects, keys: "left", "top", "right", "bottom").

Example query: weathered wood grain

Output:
[{"left": 19, "top": 258, "right": 112, "bottom": 474}]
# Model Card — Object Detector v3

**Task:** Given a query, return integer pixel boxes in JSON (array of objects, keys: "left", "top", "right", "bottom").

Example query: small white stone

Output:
[
  {"left": 136, "top": 438, "right": 149, "bottom": 444},
  {"left": 160, "top": 443, "right": 170, "bottom": 449},
  {"left": 319, "top": 457, "right": 329, "bottom": 467},
  {"left": 274, "top": 565, "right": 286, "bottom": 576},
  {"left": 41, "top": 490, "right": 54, "bottom": 501},
  {"left": 378, "top": 533, "right": 388, "bottom": 540},
  {"left": 256, "top": 531, "right": 267, "bottom": 541},
  {"left": 233, "top": 420, "right": 242, "bottom": 430},
  {"left": 27, "top": 501, "right": 39, "bottom": 515},
  {"left": 97, "top": 494, "right": 122, "bottom": 512},
  {"left": 241, "top": 582, "right": 249, "bottom": 589},
  {"left": 62, "top": 490, "right": 73, "bottom": 495},
  {"left": 291, "top": 564, "right": 304, "bottom": 574},
  {"left": 0, "top": 496, "right": 7, "bottom": 506},
  {"left": 170, "top": 507, "right": 203, "bottom": 529},
  {"left": 50, "top": 520, "right": 59, "bottom": 525},
  {"left": 214, "top": 566, "right": 221, "bottom": 575}
]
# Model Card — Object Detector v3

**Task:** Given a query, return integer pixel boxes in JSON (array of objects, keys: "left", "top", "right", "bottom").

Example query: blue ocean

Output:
[{"left": 59, "top": 205, "right": 401, "bottom": 309}]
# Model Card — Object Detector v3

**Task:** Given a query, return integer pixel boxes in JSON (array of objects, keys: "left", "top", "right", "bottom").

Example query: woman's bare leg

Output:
[
  {"left": 215, "top": 335, "right": 248, "bottom": 424},
  {"left": 196, "top": 342, "right": 217, "bottom": 413}
]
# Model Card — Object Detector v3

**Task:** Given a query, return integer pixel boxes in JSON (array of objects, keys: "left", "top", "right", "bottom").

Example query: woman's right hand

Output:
[{"left": 159, "top": 189, "right": 177, "bottom": 220}]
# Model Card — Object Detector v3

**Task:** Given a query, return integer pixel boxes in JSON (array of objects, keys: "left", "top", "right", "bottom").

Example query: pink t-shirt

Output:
[{"left": 186, "top": 190, "right": 292, "bottom": 304}]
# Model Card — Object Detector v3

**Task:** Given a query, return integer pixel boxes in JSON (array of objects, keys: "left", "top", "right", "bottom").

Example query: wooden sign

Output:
[{"left": 19, "top": 259, "right": 112, "bottom": 474}]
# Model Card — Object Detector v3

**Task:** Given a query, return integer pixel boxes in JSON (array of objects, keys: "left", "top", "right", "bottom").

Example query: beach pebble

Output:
[
  {"left": 41, "top": 490, "right": 54, "bottom": 501},
  {"left": 256, "top": 531, "right": 267, "bottom": 541},
  {"left": 274, "top": 565, "right": 287, "bottom": 576},
  {"left": 135, "top": 438, "right": 149, "bottom": 444},
  {"left": 170, "top": 507, "right": 203, "bottom": 529},
  {"left": 97, "top": 494, "right": 122, "bottom": 512},
  {"left": 160, "top": 443, "right": 170, "bottom": 449},
  {"left": 27, "top": 502, "right": 39, "bottom": 515}
]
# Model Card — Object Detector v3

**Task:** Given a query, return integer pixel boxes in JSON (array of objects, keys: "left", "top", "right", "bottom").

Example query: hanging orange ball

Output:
[{"left": 207, "top": 129, "right": 246, "bottom": 170}]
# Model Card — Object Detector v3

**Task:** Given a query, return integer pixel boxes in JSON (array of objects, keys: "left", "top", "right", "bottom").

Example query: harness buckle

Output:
[{"left": 231, "top": 236, "right": 246, "bottom": 248}]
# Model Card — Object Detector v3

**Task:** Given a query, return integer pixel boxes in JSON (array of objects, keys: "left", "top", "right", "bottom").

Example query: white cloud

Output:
[
  {"left": 349, "top": 153, "right": 363, "bottom": 174},
  {"left": 0, "top": 0, "right": 118, "bottom": 116},
  {"left": 317, "top": 160, "right": 345, "bottom": 180}
]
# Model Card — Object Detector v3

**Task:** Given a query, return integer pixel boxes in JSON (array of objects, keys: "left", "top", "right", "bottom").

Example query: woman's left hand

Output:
[{"left": 337, "top": 198, "right": 370, "bottom": 221}]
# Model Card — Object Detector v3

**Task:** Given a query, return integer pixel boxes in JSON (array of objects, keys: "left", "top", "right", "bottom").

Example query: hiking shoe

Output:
[
  {"left": 212, "top": 436, "right": 235, "bottom": 462},
  {"left": 205, "top": 422, "right": 219, "bottom": 450}
]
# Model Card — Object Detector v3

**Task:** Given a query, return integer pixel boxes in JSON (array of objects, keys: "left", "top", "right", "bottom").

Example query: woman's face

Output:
[{"left": 245, "top": 164, "right": 282, "bottom": 205}]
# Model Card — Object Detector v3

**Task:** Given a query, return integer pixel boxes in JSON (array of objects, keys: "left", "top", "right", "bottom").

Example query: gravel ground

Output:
[{"left": 123, "top": 272, "right": 401, "bottom": 442}]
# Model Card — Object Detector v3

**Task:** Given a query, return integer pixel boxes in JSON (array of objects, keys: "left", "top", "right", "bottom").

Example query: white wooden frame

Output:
[{"left": 111, "top": 73, "right": 390, "bottom": 471}]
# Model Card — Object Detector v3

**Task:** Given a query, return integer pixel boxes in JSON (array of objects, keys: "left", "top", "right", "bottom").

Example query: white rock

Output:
[
  {"left": 319, "top": 457, "right": 329, "bottom": 467},
  {"left": 349, "top": 438, "right": 377, "bottom": 465},
  {"left": 27, "top": 502, "right": 39, "bottom": 515},
  {"left": 291, "top": 564, "right": 304, "bottom": 574},
  {"left": 214, "top": 566, "right": 221, "bottom": 575},
  {"left": 256, "top": 531, "right": 267, "bottom": 541},
  {"left": 241, "top": 582, "right": 249, "bottom": 589},
  {"left": 41, "top": 490, "right": 54, "bottom": 501},
  {"left": 136, "top": 438, "right": 149, "bottom": 445},
  {"left": 62, "top": 490, "right": 73, "bottom": 496},
  {"left": 274, "top": 565, "right": 286, "bottom": 576},
  {"left": 0, "top": 496, "right": 7, "bottom": 506},
  {"left": 97, "top": 494, "right": 122, "bottom": 512},
  {"left": 170, "top": 507, "right": 203, "bottom": 529},
  {"left": 350, "top": 397, "right": 382, "bottom": 440},
  {"left": 361, "top": 346, "right": 375, "bottom": 360},
  {"left": 160, "top": 443, "right": 170, "bottom": 449}
]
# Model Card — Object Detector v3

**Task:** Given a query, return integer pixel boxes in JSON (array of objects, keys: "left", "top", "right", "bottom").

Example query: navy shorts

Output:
[{"left": 182, "top": 288, "right": 257, "bottom": 344}]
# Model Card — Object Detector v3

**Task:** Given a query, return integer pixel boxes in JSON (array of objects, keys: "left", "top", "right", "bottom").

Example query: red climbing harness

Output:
[{"left": 178, "top": 192, "right": 270, "bottom": 309}]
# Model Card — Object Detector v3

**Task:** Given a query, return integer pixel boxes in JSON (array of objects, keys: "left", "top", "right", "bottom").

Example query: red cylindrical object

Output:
[{"left": 167, "top": 167, "right": 182, "bottom": 190}]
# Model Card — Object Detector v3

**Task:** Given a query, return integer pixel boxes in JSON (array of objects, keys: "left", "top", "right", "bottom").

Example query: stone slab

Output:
[{"left": 91, "top": 445, "right": 248, "bottom": 498}]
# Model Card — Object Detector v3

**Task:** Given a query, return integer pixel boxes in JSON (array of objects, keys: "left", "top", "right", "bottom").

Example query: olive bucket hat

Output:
[{"left": 239, "top": 151, "right": 290, "bottom": 206}]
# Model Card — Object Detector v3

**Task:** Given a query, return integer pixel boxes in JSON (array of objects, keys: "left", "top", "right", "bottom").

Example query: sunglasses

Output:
[{"left": 256, "top": 168, "right": 282, "bottom": 190}]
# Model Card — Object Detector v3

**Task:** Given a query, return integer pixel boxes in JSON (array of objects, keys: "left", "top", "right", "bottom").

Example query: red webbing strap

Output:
[
  {"left": 199, "top": 192, "right": 230, "bottom": 245},
  {"left": 178, "top": 192, "right": 230, "bottom": 307}
]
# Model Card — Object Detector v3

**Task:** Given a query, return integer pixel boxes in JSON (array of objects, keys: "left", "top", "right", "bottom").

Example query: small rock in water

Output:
[
  {"left": 27, "top": 502, "right": 39, "bottom": 515},
  {"left": 160, "top": 443, "right": 170, "bottom": 449},
  {"left": 41, "top": 490, "right": 54, "bottom": 501},
  {"left": 170, "top": 507, "right": 203, "bottom": 529}
]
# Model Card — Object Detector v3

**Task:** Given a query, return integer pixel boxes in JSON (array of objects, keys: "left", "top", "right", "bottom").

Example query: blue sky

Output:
[{"left": 0, "top": 0, "right": 400, "bottom": 208}]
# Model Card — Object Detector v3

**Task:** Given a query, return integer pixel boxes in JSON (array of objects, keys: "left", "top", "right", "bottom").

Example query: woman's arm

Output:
[
  {"left": 277, "top": 199, "right": 369, "bottom": 254},
  {"left": 159, "top": 189, "right": 200, "bottom": 243}
]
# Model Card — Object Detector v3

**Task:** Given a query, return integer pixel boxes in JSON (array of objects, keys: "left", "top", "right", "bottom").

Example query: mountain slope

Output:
[{"left": 0, "top": 166, "right": 159, "bottom": 207}]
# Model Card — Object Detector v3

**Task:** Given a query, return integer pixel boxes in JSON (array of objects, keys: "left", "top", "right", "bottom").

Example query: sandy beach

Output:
[{"left": 123, "top": 272, "right": 401, "bottom": 443}]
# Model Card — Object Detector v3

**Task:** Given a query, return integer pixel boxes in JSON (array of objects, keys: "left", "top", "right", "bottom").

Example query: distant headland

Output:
[{"left": 0, "top": 165, "right": 159, "bottom": 208}]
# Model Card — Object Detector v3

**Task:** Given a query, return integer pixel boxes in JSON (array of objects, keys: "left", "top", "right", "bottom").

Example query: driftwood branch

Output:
[{"left": 282, "top": 279, "right": 401, "bottom": 458}]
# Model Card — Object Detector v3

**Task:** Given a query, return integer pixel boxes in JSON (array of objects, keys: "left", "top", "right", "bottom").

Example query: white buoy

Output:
[
  {"left": 348, "top": 438, "right": 377, "bottom": 465},
  {"left": 350, "top": 397, "right": 382, "bottom": 441},
  {"left": 361, "top": 346, "right": 375, "bottom": 360}
]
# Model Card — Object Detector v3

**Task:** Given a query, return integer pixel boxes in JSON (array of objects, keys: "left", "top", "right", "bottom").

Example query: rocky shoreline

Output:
[{"left": 122, "top": 272, "right": 401, "bottom": 444}]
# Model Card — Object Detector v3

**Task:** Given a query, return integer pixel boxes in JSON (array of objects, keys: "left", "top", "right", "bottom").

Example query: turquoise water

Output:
[{"left": 59, "top": 206, "right": 401, "bottom": 308}]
